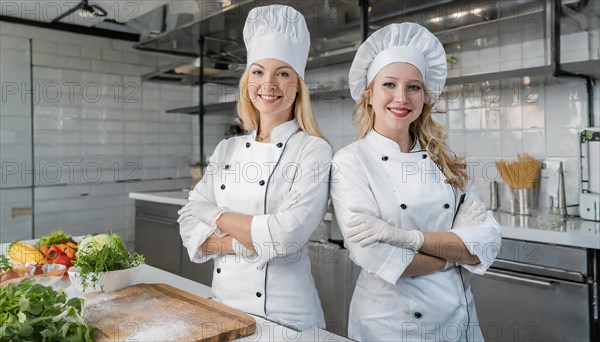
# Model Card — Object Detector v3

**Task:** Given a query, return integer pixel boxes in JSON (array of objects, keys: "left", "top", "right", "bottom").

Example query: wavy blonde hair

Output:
[
  {"left": 236, "top": 69, "right": 325, "bottom": 139},
  {"left": 353, "top": 84, "right": 468, "bottom": 191}
]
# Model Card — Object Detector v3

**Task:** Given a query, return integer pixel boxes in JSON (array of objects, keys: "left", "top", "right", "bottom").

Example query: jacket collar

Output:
[
  {"left": 366, "top": 129, "right": 420, "bottom": 152},
  {"left": 250, "top": 119, "right": 300, "bottom": 144}
]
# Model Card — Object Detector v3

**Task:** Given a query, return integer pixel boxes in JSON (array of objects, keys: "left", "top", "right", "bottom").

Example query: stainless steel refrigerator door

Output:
[
  {"left": 308, "top": 242, "right": 361, "bottom": 337},
  {"left": 471, "top": 268, "right": 590, "bottom": 341}
]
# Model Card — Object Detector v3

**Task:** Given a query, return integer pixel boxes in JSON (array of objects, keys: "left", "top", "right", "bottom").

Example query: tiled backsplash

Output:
[{"left": 0, "top": 22, "right": 206, "bottom": 243}]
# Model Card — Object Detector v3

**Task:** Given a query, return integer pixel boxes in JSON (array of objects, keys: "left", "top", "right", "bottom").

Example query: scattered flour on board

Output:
[
  {"left": 128, "top": 320, "right": 191, "bottom": 341},
  {"left": 84, "top": 289, "right": 221, "bottom": 341}
]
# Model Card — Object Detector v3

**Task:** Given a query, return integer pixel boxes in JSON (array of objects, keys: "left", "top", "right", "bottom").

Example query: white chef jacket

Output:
[
  {"left": 330, "top": 130, "right": 502, "bottom": 342},
  {"left": 179, "top": 119, "right": 330, "bottom": 331}
]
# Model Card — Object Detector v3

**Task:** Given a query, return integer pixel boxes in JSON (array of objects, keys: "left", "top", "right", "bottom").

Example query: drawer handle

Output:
[{"left": 485, "top": 270, "right": 555, "bottom": 288}]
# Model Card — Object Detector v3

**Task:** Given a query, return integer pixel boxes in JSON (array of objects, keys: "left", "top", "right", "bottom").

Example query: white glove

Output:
[
  {"left": 279, "top": 189, "right": 301, "bottom": 211},
  {"left": 231, "top": 238, "right": 255, "bottom": 258},
  {"left": 444, "top": 259, "right": 456, "bottom": 269},
  {"left": 453, "top": 197, "right": 487, "bottom": 228},
  {"left": 346, "top": 210, "right": 424, "bottom": 250},
  {"left": 177, "top": 201, "right": 229, "bottom": 232}
]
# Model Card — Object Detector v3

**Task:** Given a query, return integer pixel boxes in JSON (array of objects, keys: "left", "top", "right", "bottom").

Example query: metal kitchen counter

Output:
[
  {"left": 129, "top": 190, "right": 600, "bottom": 250},
  {"left": 129, "top": 190, "right": 600, "bottom": 249},
  {"left": 129, "top": 190, "right": 189, "bottom": 206},
  {"left": 493, "top": 211, "right": 600, "bottom": 249}
]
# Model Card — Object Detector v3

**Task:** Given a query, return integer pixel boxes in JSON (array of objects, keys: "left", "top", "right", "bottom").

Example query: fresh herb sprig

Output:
[
  {"left": 0, "top": 255, "right": 12, "bottom": 272},
  {"left": 73, "top": 232, "right": 144, "bottom": 291},
  {"left": 0, "top": 279, "right": 96, "bottom": 341}
]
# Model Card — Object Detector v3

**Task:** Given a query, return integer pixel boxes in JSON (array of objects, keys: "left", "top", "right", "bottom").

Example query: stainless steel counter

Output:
[
  {"left": 130, "top": 190, "right": 600, "bottom": 250},
  {"left": 129, "top": 190, "right": 189, "bottom": 206},
  {"left": 493, "top": 210, "right": 600, "bottom": 249}
]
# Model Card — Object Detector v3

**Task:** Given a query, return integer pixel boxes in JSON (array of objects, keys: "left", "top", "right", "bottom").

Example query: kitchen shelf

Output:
[
  {"left": 446, "top": 59, "right": 600, "bottom": 84},
  {"left": 142, "top": 65, "right": 243, "bottom": 86},
  {"left": 167, "top": 87, "right": 351, "bottom": 115},
  {"left": 311, "top": 87, "right": 351, "bottom": 101},
  {"left": 166, "top": 106, "right": 203, "bottom": 115},
  {"left": 166, "top": 57, "right": 598, "bottom": 115},
  {"left": 166, "top": 102, "right": 235, "bottom": 115},
  {"left": 306, "top": 50, "right": 357, "bottom": 70}
]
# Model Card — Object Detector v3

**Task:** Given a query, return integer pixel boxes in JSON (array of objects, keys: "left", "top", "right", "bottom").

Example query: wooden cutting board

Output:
[{"left": 83, "top": 283, "right": 256, "bottom": 341}]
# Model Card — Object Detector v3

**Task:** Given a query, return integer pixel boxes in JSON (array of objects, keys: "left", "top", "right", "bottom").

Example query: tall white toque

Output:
[{"left": 243, "top": 4, "right": 311, "bottom": 80}]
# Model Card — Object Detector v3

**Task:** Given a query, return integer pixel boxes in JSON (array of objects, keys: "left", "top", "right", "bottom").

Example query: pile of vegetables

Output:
[
  {"left": 39, "top": 231, "right": 78, "bottom": 267},
  {"left": 73, "top": 232, "right": 144, "bottom": 291},
  {"left": 0, "top": 279, "right": 95, "bottom": 341},
  {"left": 4, "top": 230, "right": 144, "bottom": 292},
  {"left": 7, "top": 242, "right": 46, "bottom": 265},
  {"left": 1, "top": 231, "right": 145, "bottom": 339},
  {"left": 7, "top": 231, "right": 78, "bottom": 268},
  {"left": 3, "top": 244, "right": 46, "bottom": 285}
]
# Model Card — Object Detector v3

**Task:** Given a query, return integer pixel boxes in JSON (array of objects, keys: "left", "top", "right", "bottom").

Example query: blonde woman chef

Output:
[
  {"left": 178, "top": 5, "right": 329, "bottom": 331},
  {"left": 330, "top": 23, "right": 502, "bottom": 341}
]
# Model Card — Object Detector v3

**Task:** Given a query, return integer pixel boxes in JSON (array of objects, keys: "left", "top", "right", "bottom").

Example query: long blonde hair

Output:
[
  {"left": 236, "top": 69, "right": 325, "bottom": 139},
  {"left": 353, "top": 84, "right": 468, "bottom": 191}
]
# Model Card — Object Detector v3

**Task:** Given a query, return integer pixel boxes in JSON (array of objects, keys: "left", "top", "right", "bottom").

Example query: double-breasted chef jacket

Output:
[
  {"left": 180, "top": 120, "right": 330, "bottom": 331},
  {"left": 330, "top": 129, "right": 502, "bottom": 342}
]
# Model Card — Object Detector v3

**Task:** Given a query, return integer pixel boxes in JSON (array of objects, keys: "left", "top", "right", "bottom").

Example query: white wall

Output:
[{"left": 0, "top": 21, "right": 205, "bottom": 243}]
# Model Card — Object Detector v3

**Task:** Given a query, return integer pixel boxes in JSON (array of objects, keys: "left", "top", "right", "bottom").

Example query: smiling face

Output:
[
  {"left": 369, "top": 62, "right": 425, "bottom": 139},
  {"left": 247, "top": 58, "right": 299, "bottom": 121}
]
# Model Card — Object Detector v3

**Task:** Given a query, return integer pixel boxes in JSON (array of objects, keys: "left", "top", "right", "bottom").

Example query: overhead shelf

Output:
[
  {"left": 166, "top": 57, "right": 598, "bottom": 115},
  {"left": 166, "top": 102, "right": 236, "bottom": 115},
  {"left": 167, "top": 87, "right": 352, "bottom": 115},
  {"left": 142, "top": 66, "right": 243, "bottom": 86},
  {"left": 446, "top": 59, "right": 600, "bottom": 84}
]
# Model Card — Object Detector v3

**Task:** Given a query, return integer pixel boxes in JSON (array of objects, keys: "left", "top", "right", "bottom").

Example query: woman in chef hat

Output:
[
  {"left": 330, "top": 23, "right": 502, "bottom": 341},
  {"left": 177, "top": 4, "right": 329, "bottom": 331}
]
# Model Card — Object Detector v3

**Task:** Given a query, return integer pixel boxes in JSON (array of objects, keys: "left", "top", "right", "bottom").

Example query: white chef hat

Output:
[
  {"left": 349, "top": 23, "right": 447, "bottom": 104},
  {"left": 243, "top": 5, "right": 310, "bottom": 79}
]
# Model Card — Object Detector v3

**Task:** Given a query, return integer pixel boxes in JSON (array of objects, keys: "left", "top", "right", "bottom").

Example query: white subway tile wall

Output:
[{"left": 0, "top": 22, "right": 202, "bottom": 244}]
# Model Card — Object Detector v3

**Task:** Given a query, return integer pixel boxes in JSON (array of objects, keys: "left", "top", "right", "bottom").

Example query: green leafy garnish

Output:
[
  {"left": 73, "top": 232, "right": 144, "bottom": 291},
  {"left": 38, "top": 230, "right": 72, "bottom": 249},
  {"left": 0, "top": 279, "right": 96, "bottom": 341},
  {"left": 0, "top": 255, "right": 12, "bottom": 272}
]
